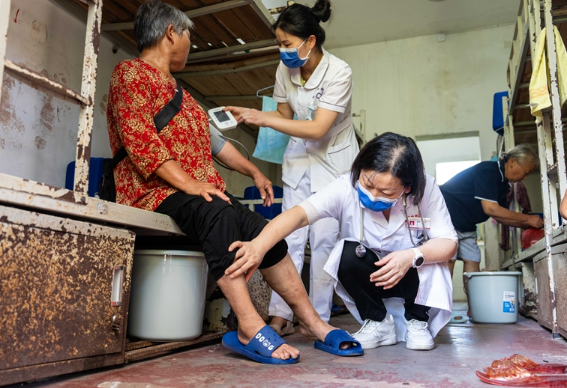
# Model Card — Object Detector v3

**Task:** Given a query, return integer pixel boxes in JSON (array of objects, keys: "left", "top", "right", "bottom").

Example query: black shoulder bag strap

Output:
[{"left": 108, "top": 81, "right": 183, "bottom": 171}]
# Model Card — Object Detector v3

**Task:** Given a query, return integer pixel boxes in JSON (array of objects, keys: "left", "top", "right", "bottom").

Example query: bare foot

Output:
[
  {"left": 298, "top": 321, "right": 351, "bottom": 350},
  {"left": 269, "top": 316, "right": 290, "bottom": 331},
  {"left": 237, "top": 326, "right": 300, "bottom": 360}
]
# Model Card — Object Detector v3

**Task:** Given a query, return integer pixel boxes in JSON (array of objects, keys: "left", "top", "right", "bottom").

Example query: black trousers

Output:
[
  {"left": 338, "top": 241, "right": 430, "bottom": 322},
  {"left": 155, "top": 191, "right": 288, "bottom": 281}
]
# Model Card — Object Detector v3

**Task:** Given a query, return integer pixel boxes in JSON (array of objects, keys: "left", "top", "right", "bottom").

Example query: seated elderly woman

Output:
[
  {"left": 228, "top": 132, "right": 458, "bottom": 351},
  {"left": 106, "top": 0, "right": 362, "bottom": 364}
]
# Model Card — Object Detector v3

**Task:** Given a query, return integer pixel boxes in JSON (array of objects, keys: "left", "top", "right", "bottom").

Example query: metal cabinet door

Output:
[{"left": 0, "top": 205, "right": 134, "bottom": 371}]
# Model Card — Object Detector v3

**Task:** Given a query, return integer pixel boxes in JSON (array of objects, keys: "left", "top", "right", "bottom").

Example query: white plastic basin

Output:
[{"left": 128, "top": 250, "right": 208, "bottom": 341}]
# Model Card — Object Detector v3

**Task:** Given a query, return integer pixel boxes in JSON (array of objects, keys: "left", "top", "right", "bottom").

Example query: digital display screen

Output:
[{"left": 214, "top": 111, "right": 231, "bottom": 122}]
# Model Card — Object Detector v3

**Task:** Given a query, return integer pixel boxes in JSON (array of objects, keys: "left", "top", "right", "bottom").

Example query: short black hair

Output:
[
  {"left": 350, "top": 132, "right": 427, "bottom": 205},
  {"left": 272, "top": 0, "right": 332, "bottom": 49}
]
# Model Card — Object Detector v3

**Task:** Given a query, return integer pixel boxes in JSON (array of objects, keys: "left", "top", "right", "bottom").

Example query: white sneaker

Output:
[
  {"left": 404, "top": 318, "right": 434, "bottom": 350},
  {"left": 351, "top": 314, "right": 397, "bottom": 349}
]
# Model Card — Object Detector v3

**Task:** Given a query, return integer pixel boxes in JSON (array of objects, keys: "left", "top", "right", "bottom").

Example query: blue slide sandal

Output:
[
  {"left": 314, "top": 329, "right": 364, "bottom": 357},
  {"left": 222, "top": 325, "right": 300, "bottom": 365}
]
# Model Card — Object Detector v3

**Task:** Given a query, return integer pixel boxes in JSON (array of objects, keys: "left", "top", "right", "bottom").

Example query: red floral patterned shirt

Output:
[{"left": 107, "top": 59, "right": 226, "bottom": 211}]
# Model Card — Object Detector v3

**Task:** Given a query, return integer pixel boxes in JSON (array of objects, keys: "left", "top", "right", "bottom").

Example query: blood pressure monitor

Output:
[{"left": 208, "top": 107, "right": 238, "bottom": 131}]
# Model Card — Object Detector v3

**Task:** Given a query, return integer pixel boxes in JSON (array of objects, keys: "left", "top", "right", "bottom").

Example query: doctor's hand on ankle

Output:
[
  {"left": 226, "top": 241, "right": 266, "bottom": 282},
  {"left": 369, "top": 249, "right": 414, "bottom": 290}
]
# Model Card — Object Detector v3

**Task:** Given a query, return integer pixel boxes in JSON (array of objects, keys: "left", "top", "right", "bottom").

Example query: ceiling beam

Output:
[
  {"left": 248, "top": 0, "right": 276, "bottom": 29},
  {"left": 174, "top": 59, "right": 279, "bottom": 79},
  {"left": 101, "top": 0, "right": 254, "bottom": 31},
  {"left": 186, "top": 39, "right": 276, "bottom": 62}
]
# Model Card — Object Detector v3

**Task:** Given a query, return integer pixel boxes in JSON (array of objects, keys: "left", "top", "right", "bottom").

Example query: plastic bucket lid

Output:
[
  {"left": 134, "top": 249, "right": 205, "bottom": 257},
  {"left": 464, "top": 271, "right": 521, "bottom": 278}
]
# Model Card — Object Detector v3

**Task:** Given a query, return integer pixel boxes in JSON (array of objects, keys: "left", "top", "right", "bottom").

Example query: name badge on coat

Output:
[{"left": 406, "top": 217, "right": 431, "bottom": 230}]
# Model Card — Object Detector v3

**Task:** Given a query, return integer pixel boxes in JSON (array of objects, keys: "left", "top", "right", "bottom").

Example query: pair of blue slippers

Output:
[{"left": 222, "top": 325, "right": 363, "bottom": 364}]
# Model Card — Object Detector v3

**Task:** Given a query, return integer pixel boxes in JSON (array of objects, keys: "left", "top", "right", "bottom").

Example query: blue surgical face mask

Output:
[
  {"left": 357, "top": 182, "right": 404, "bottom": 212},
  {"left": 279, "top": 39, "right": 311, "bottom": 68}
]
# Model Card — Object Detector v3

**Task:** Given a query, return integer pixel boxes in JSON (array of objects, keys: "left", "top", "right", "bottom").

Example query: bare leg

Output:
[
  {"left": 261, "top": 254, "right": 346, "bottom": 345},
  {"left": 217, "top": 274, "right": 299, "bottom": 360},
  {"left": 462, "top": 259, "right": 480, "bottom": 318},
  {"left": 270, "top": 316, "right": 290, "bottom": 330},
  {"left": 447, "top": 259, "right": 456, "bottom": 277}
]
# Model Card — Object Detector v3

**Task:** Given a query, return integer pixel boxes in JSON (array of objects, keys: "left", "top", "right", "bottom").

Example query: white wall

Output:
[
  {"left": 0, "top": 0, "right": 277, "bottom": 197},
  {"left": 329, "top": 25, "right": 515, "bottom": 161}
]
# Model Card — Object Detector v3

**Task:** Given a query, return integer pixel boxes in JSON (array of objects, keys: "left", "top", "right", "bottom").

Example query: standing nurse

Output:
[{"left": 225, "top": 0, "right": 358, "bottom": 333}]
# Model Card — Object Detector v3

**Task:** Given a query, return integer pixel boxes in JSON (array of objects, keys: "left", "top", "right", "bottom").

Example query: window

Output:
[{"left": 436, "top": 160, "right": 480, "bottom": 185}]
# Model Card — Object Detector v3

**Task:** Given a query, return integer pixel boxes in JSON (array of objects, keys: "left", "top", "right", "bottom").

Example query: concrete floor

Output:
[{"left": 15, "top": 304, "right": 567, "bottom": 388}]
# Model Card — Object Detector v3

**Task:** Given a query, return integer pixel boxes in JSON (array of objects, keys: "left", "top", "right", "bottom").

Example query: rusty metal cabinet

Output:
[
  {"left": 533, "top": 244, "right": 567, "bottom": 339},
  {"left": 0, "top": 205, "right": 135, "bottom": 385}
]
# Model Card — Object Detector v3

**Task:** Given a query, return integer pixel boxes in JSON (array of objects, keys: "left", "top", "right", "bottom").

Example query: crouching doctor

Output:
[{"left": 227, "top": 132, "right": 457, "bottom": 351}]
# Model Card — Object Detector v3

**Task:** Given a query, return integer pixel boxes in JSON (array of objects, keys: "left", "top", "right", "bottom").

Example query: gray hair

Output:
[
  {"left": 501, "top": 144, "right": 538, "bottom": 167},
  {"left": 134, "top": 0, "right": 194, "bottom": 52}
]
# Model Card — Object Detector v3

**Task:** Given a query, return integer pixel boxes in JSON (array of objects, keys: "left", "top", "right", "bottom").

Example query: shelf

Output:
[
  {"left": 502, "top": 226, "right": 567, "bottom": 269},
  {"left": 4, "top": 59, "right": 89, "bottom": 106},
  {"left": 0, "top": 173, "right": 183, "bottom": 236}
]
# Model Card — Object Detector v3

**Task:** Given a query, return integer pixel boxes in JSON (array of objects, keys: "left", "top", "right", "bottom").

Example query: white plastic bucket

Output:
[
  {"left": 465, "top": 271, "right": 521, "bottom": 324},
  {"left": 128, "top": 250, "right": 209, "bottom": 341}
]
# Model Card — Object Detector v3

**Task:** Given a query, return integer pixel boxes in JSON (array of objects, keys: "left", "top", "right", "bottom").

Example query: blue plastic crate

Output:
[
  {"left": 65, "top": 157, "right": 105, "bottom": 197},
  {"left": 244, "top": 185, "right": 283, "bottom": 219}
]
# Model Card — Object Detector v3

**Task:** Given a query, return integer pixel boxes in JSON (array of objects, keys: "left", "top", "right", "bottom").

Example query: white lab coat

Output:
[
  {"left": 298, "top": 174, "right": 458, "bottom": 340},
  {"left": 269, "top": 49, "right": 359, "bottom": 322}
]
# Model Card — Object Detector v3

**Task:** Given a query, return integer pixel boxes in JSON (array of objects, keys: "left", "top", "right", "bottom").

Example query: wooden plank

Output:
[
  {"left": 101, "top": 0, "right": 253, "bottom": 31},
  {"left": 229, "top": 4, "right": 274, "bottom": 39},
  {"left": 124, "top": 332, "right": 225, "bottom": 361},
  {"left": 101, "top": 0, "right": 135, "bottom": 22},
  {"left": 73, "top": 0, "right": 102, "bottom": 201},
  {"left": 198, "top": 0, "right": 264, "bottom": 42},
  {"left": 180, "top": 52, "right": 279, "bottom": 71},
  {"left": 125, "top": 340, "right": 155, "bottom": 351},
  {"left": 0, "top": 173, "right": 184, "bottom": 235},
  {"left": 186, "top": 38, "right": 276, "bottom": 61},
  {"left": 175, "top": 59, "right": 279, "bottom": 78},
  {"left": 222, "top": 73, "right": 258, "bottom": 95},
  {"left": 4, "top": 60, "right": 88, "bottom": 106},
  {"left": 248, "top": 0, "right": 276, "bottom": 29},
  {"left": 185, "top": 74, "right": 242, "bottom": 96}
]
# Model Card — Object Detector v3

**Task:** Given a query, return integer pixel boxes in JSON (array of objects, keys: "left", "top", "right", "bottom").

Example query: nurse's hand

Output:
[
  {"left": 226, "top": 241, "right": 265, "bottom": 282},
  {"left": 225, "top": 106, "right": 267, "bottom": 127},
  {"left": 223, "top": 106, "right": 248, "bottom": 124},
  {"left": 369, "top": 249, "right": 414, "bottom": 290}
]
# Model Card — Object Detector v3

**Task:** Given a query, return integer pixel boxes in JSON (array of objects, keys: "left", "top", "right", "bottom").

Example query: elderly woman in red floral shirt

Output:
[{"left": 106, "top": 0, "right": 360, "bottom": 364}]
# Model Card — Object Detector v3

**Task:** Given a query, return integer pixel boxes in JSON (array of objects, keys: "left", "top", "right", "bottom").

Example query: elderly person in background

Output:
[
  {"left": 440, "top": 144, "right": 543, "bottom": 318},
  {"left": 105, "top": 0, "right": 361, "bottom": 364}
]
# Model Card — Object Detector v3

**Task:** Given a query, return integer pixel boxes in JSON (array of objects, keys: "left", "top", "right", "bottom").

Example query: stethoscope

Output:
[{"left": 356, "top": 195, "right": 430, "bottom": 258}]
